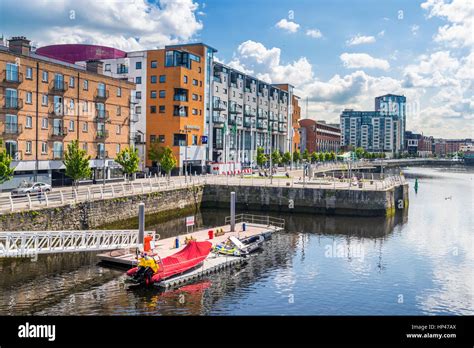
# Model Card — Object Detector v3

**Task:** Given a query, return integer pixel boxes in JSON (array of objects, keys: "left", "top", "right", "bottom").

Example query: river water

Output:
[{"left": 0, "top": 166, "right": 472, "bottom": 315}]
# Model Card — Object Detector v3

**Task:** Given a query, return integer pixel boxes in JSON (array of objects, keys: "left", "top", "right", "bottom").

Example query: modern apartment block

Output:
[
  {"left": 35, "top": 42, "right": 301, "bottom": 174},
  {"left": 340, "top": 94, "right": 406, "bottom": 154},
  {"left": 299, "top": 119, "right": 341, "bottom": 153},
  {"left": 0, "top": 37, "right": 134, "bottom": 189}
]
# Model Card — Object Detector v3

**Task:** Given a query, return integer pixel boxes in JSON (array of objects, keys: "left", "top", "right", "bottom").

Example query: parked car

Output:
[{"left": 11, "top": 182, "right": 52, "bottom": 197}]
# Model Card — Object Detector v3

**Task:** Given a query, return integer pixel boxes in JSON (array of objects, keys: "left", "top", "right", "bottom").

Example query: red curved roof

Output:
[{"left": 36, "top": 44, "right": 127, "bottom": 64}]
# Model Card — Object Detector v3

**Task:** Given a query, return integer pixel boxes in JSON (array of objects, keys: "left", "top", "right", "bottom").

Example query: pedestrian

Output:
[{"left": 37, "top": 187, "right": 43, "bottom": 204}]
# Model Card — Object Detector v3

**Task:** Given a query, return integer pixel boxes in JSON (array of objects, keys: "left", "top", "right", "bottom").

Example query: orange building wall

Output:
[{"left": 146, "top": 47, "right": 205, "bottom": 167}]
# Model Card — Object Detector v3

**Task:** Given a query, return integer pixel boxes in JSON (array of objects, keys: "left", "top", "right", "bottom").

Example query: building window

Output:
[
  {"left": 136, "top": 76, "right": 142, "bottom": 84},
  {"left": 151, "top": 60, "right": 157, "bottom": 68},
  {"left": 26, "top": 67, "right": 33, "bottom": 79},
  {"left": 198, "top": 67, "right": 202, "bottom": 73},
  {"left": 69, "top": 99, "right": 74, "bottom": 113},
  {"left": 150, "top": 106, "right": 156, "bottom": 113},
  {"left": 159, "top": 75, "right": 166, "bottom": 83},
  {"left": 83, "top": 122, "right": 88, "bottom": 132},
  {"left": 117, "top": 87, "right": 121, "bottom": 97},
  {"left": 223, "top": 88, "right": 227, "bottom": 94},
  {"left": 136, "top": 61, "right": 142, "bottom": 69},
  {"left": 136, "top": 106, "right": 141, "bottom": 114},
  {"left": 159, "top": 105, "right": 165, "bottom": 113},
  {"left": 26, "top": 141, "right": 32, "bottom": 154},
  {"left": 41, "top": 142, "right": 47, "bottom": 154},
  {"left": 105, "top": 64, "right": 111, "bottom": 72},
  {"left": 173, "top": 133, "right": 187, "bottom": 146},
  {"left": 151, "top": 91, "right": 157, "bottom": 99},
  {"left": 26, "top": 91, "right": 32, "bottom": 104},
  {"left": 42, "top": 94, "right": 48, "bottom": 106},
  {"left": 192, "top": 135, "right": 198, "bottom": 145},
  {"left": 192, "top": 94, "right": 198, "bottom": 101},
  {"left": 192, "top": 108, "right": 198, "bottom": 115},
  {"left": 159, "top": 135, "right": 165, "bottom": 143},
  {"left": 116, "top": 144, "right": 121, "bottom": 154},
  {"left": 82, "top": 101, "right": 89, "bottom": 112},
  {"left": 184, "top": 75, "right": 188, "bottom": 84},
  {"left": 117, "top": 106, "right": 121, "bottom": 116},
  {"left": 69, "top": 76, "right": 75, "bottom": 88},
  {"left": 83, "top": 143, "right": 88, "bottom": 152},
  {"left": 151, "top": 75, "right": 157, "bottom": 84},
  {"left": 173, "top": 105, "right": 188, "bottom": 117},
  {"left": 116, "top": 125, "right": 121, "bottom": 134},
  {"left": 192, "top": 79, "right": 198, "bottom": 86},
  {"left": 69, "top": 120, "right": 74, "bottom": 131},
  {"left": 150, "top": 135, "right": 156, "bottom": 143},
  {"left": 136, "top": 91, "right": 142, "bottom": 99},
  {"left": 159, "top": 90, "right": 165, "bottom": 98},
  {"left": 215, "top": 86, "right": 218, "bottom": 92},
  {"left": 26, "top": 116, "right": 32, "bottom": 128},
  {"left": 42, "top": 71, "right": 48, "bottom": 82},
  {"left": 83, "top": 80, "right": 88, "bottom": 90}
]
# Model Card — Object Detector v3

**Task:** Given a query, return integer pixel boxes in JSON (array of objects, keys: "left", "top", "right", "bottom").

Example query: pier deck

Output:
[{"left": 97, "top": 218, "right": 283, "bottom": 269}]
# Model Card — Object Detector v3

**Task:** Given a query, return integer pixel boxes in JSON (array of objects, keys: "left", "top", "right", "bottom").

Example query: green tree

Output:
[
  {"left": 355, "top": 147, "right": 365, "bottom": 159},
  {"left": 256, "top": 147, "right": 267, "bottom": 168},
  {"left": 159, "top": 146, "right": 177, "bottom": 180},
  {"left": 0, "top": 139, "right": 15, "bottom": 185},
  {"left": 330, "top": 151, "right": 336, "bottom": 161},
  {"left": 148, "top": 140, "right": 165, "bottom": 165},
  {"left": 293, "top": 150, "right": 301, "bottom": 164},
  {"left": 63, "top": 140, "right": 91, "bottom": 188},
  {"left": 271, "top": 150, "right": 282, "bottom": 166},
  {"left": 311, "top": 152, "right": 318, "bottom": 163},
  {"left": 323, "top": 152, "right": 330, "bottom": 161},
  {"left": 302, "top": 148, "right": 310, "bottom": 162},
  {"left": 115, "top": 147, "right": 139, "bottom": 182},
  {"left": 282, "top": 151, "right": 292, "bottom": 166}
]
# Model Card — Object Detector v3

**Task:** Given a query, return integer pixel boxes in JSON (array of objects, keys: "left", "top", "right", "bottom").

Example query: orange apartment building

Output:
[
  {"left": 146, "top": 44, "right": 214, "bottom": 174},
  {"left": 0, "top": 37, "right": 134, "bottom": 188}
]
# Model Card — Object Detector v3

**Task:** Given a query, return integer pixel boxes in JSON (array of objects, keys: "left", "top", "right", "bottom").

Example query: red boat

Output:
[{"left": 126, "top": 240, "right": 212, "bottom": 286}]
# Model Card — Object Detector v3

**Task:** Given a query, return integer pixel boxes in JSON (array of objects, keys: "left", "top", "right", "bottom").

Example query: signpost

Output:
[{"left": 186, "top": 215, "right": 195, "bottom": 234}]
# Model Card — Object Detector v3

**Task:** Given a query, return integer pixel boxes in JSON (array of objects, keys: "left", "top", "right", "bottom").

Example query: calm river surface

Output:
[{"left": 0, "top": 166, "right": 472, "bottom": 315}]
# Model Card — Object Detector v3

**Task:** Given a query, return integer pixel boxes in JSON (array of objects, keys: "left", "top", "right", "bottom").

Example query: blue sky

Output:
[{"left": 0, "top": 0, "right": 472, "bottom": 138}]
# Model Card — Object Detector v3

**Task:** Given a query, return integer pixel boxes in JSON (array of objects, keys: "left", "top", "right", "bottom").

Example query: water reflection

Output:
[{"left": 0, "top": 166, "right": 472, "bottom": 315}]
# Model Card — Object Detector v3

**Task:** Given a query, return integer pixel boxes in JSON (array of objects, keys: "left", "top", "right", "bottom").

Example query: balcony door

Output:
[
  {"left": 6, "top": 63, "right": 19, "bottom": 82},
  {"left": 5, "top": 140, "right": 18, "bottom": 158},
  {"left": 54, "top": 73, "right": 64, "bottom": 90},
  {"left": 53, "top": 142, "right": 63, "bottom": 160},
  {"left": 5, "top": 88, "right": 18, "bottom": 108},
  {"left": 5, "top": 114, "right": 18, "bottom": 133}
]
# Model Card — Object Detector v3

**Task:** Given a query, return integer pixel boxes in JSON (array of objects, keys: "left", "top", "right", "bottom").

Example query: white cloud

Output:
[
  {"left": 228, "top": 40, "right": 313, "bottom": 86},
  {"left": 346, "top": 34, "right": 376, "bottom": 46},
  {"left": 421, "top": 0, "right": 474, "bottom": 47},
  {"left": 378, "top": 30, "right": 385, "bottom": 37},
  {"left": 275, "top": 19, "right": 300, "bottom": 33},
  {"left": 2, "top": 0, "right": 203, "bottom": 50},
  {"left": 340, "top": 53, "right": 390, "bottom": 70},
  {"left": 306, "top": 29, "right": 323, "bottom": 39},
  {"left": 403, "top": 51, "right": 460, "bottom": 88}
]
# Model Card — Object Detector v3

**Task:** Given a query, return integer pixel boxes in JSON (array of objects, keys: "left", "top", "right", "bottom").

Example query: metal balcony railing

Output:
[
  {"left": 49, "top": 104, "right": 65, "bottom": 117},
  {"left": 213, "top": 100, "right": 226, "bottom": 111},
  {"left": 49, "top": 80, "right": 68, "bottom": 94},
  {"left": 95, "top": 89, "right": 109, "bottom": 100},
  {"left": 2, "top": 124, "right": 23, "bottom": 137},
  {"left": 95, "top": 109, "right": 110, "bottom": 122},
  {"left": 1, "top": 70, "right": 23, "bottom": 85},
  {"left": 1, "top": 97, "right": 23, "bottom": 111},
  {"left": 96, "top": 130, "right": 109, "bottom": 139},
  {"left": 212, "top": 115, "right": 226, "bottom": 124},
  {"left": 52, "top": 127, "right": 68, "bottom": 138}
]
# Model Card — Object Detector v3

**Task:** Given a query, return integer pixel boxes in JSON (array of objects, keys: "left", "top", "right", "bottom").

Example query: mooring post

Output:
[
  {"left": 138, "top": 202, "right": 145, "bottom": 247},
  {"left": 230, "top": 192, "right": 236, "bottom": 232}
]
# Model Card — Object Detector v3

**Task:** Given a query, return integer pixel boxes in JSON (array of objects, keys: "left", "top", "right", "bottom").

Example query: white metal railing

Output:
[
  {"left": 0, "top": 171, "right": 407, "bottom": 214},
  {"left": 225, "top": 213, "right": 285, "bottom": 229},
  {"left": 0, "top": 175, "right": 206, "bottom": 213},
  {"left": 0, "top": 229, "right": 155, "bottom": 257}
]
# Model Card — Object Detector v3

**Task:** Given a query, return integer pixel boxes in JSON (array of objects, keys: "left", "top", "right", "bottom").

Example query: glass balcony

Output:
[
  {"left": 212, "top": 115, "right": 226, "bottom": 124},
  {"left": 52, "top": 127, "right": 68, "bottom": 138}
]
